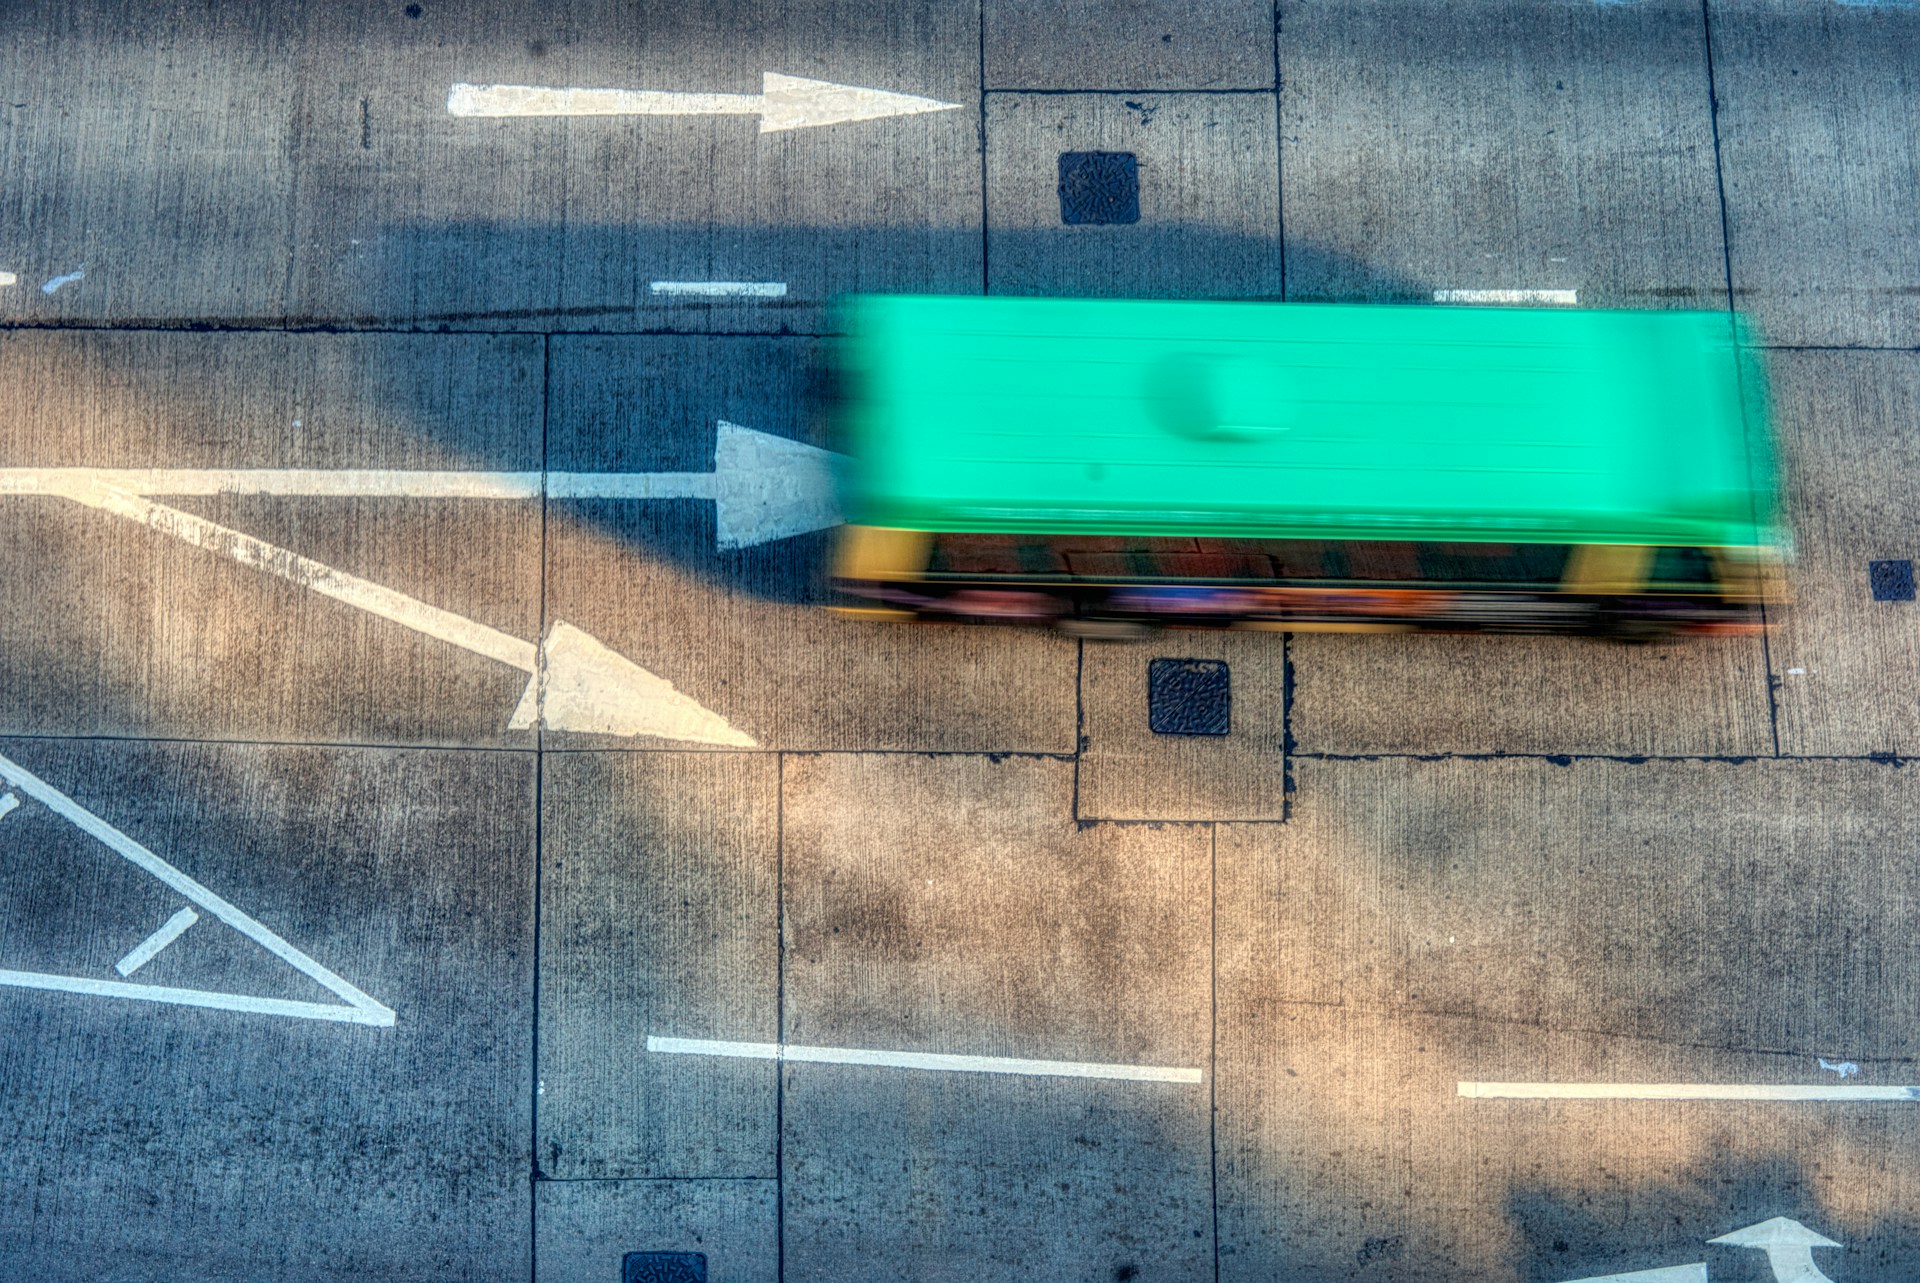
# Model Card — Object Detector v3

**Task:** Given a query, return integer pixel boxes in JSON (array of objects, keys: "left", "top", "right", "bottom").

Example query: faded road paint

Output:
[
  {"left": 648, "top": 1034, "right": 1204, "bottom": 1083},
  {"left": 1434, "top": 288, "right": 1579, "bottom": 305},
  {"left": 650, "top": 280, "right": 788, "bottom": 298}
]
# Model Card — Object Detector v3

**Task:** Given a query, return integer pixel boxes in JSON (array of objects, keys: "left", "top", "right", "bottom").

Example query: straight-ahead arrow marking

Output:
[
  {"left": 0, "top": 423, "right": 844, "bottom": 551},
  {"left": 1710, "top": 1218, "right": 1842, "bottom": 1283},
  {"left": 0, "top": 424, "right": 835, "bottom": 740},
  {"left": 447, "top": 73, "right": 959, "bottom": 132}
]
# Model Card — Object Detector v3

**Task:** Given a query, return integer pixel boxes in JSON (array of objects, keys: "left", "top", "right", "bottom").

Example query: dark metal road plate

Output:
[
  {"left": 1149, "top": 658, "right": 1231, "bottom": 735},
  {"left": 1059, "top": 151, "right": 1141, "bottom": 225},
  {"left": 1870, "top": 559, "right": 1915, "bottom": 601},
  {"left": 623, "top": 1251, "right": 707, "bottom": 1283}
]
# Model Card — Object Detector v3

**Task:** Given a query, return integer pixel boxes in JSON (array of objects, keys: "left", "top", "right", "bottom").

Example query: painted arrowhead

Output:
[
  {"left": 508, "top": 622, "right": 757, "bottom": 745},
  {"left": 757, "top": 72, "right": 959, "bottom": 132},
  {"left": 1561, "top": 1265, "right": 1706, "bottom": 1283},
  {"left": 710, "top": 421, "right": 845, "bottom": 549},
  {"left": 1710, "top": 1218, "right": 1842, "bottom": 1250}
]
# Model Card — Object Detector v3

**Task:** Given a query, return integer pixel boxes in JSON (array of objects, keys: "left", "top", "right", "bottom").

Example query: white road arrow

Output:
[
  {"left": 1710, "top": 1218, "right": 1842, "bottom": 1283},
  {"left": 447, "top": 73, "right": 960, "bottom": 132},
  {"left": 33, "top": 480, "right": 755, "bottom": 745},
  {"left": 0, "top": 423, "right": 844, "bottom": 551},
  {"left": 1561, "top": 1266, "right": 1705, "bottom": 1283}
]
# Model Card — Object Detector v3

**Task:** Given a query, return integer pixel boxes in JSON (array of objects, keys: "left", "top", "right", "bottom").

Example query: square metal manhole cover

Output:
[
  {"left": 1148, "top": 658, "right": 1230, "bottom": 736},
  {"left": 623, "top": 1251, "right": 707, "bottom": 1283},
  {"left": 1059, "top": 151, "right": 1140, "bottom": 225},
  {"left": 1870, "top": 559, "right": 1915, "bottom": 602}
]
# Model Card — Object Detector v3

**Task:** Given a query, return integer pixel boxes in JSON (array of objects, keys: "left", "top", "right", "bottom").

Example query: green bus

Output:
[{"left": 826, "top": 295, "right": 1785, "bottom": 641}]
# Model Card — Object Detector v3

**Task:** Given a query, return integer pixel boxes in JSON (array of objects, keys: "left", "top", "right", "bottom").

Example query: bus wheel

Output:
[{"left": 1056, "top": 618, "right": 1158, "bottom": 641}]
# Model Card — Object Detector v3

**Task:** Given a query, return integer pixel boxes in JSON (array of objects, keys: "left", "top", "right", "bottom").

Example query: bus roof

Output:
[{"left": 834, "top": 295, "right": 1779, "bottom": 548}]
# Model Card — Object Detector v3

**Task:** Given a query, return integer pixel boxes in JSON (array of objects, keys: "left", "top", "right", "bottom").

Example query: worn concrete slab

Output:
[
  {"left": 1216, "top": 757, "right": 1920, "bottom": 1280},
  {"left": 0, "top": 737, "right": 533, "bottom": 1280},
  {"left": 537, "top": 751, "right": 778, "bottom": 1180},
  {"left": 1289, "top": 629, "right": 1773, "bottom": 758},
  {"left": 290, "top": 0, "right": 981, "bottom": 334},
  {"left": 984, "top": 93, "right": 1282, "bottom": 297},
  {"left": 542, "top": 335, "right": 1077, "bottom": 752},
  {"left": 1768, "top": 351, "right": 1920, "bottom": 756},
  {"left": 1710, "top": 0, "right": 1920, "bottom": 347},
  {"left": 0, "top": 5, "right": 302, "bottom": 325},
  {"left": 535, "top": 1178, "right": 777, "bottom": 1283},
  {"left": 779, "top": 753, "right": 1212, "bottom": 1282},
  {"left": 1278, "top": 0, "right": 1726, "bottom": 308},
  {"left": 0, "top": 1, "right": 981, "bottom": 334},
  {"left": 1079, "top": 632, "right": 1289, "bottom": 821},
  {"left": 984, "top": 0, "right": 1274, "bottom": 90},
  {"left": 1219, "top": 1004, "right": 1916, "bottom": 1283},
  {"left": 0, "top": 331, "right": 544, "bottom": 746}
]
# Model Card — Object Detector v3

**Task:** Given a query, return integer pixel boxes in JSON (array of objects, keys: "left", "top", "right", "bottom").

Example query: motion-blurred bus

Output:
[{"left": 826, "top": 295, "right": 1784, "bottom": 641}]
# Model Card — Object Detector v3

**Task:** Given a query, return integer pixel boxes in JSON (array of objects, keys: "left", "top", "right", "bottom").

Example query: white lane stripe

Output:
[
  {"left": 41, "top": 266, "right": 84, "bottom": 295},
  {"left": 0, "top": 793, "right": 17, "bottom": 821},
  {"left": 650, "top": 281, "right": 788, "bottom": 299},
  {"left": 0, "top": 970, "right": 393, "bottom": 1025},
  {"left": 0, "top": 467, "right": 717, "bottom": 501},
  {"left": 0, "top": 272, "right": 16, "bottom": 287},
  {"left": 1460, "top": 1081, "right": 1920, "bottom": 1101},
  {"left": 114, "top": 906, "right": 201, "bottom": 977},
  {"left": 62, "top": 482, "right": 537, "bottom": 675},
  {"left": 449, "top": 83, "right": 760, "bottom": 118},
  {"left": 0, "top": 750, "right": 395, "bottom": 1025},
  {"left": 1433, "top": 288, "right": 1579, "bottom": 305},
  {"left": 648, "top": 1035, "right": 1203, "bottom": 1083}
]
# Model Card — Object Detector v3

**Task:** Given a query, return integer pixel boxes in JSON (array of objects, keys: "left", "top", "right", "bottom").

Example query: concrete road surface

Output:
[{"left": 1, "top": 2, "right": 1917, "bottom": 1281}]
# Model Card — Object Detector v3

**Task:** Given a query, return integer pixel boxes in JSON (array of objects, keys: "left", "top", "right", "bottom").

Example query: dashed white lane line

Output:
[
  {"left": 0, "top": 272, "right": 16, "bottom": 287},
  {"left": 648, "top": 1035, "right": 1204, "bottom": 1083},
  {"left": 40, "top": 266, "right": 84, "bottom": 295},
  {"left": 1434, "top": 288, "right": 1579, "bottom": 305},
  {"left": 114, "top": 906, "right": 201, "bottom": 977},
  {"left": 650, "top": 281, "right": 788, "bottom": 299},
  {"left": 1460, "top": 1081, "right": 1919, "bottom": 1101}
]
